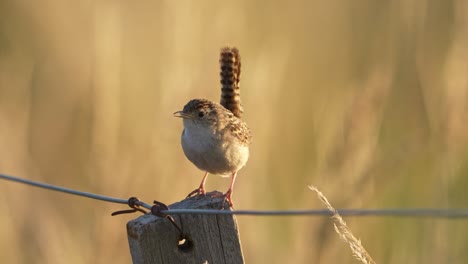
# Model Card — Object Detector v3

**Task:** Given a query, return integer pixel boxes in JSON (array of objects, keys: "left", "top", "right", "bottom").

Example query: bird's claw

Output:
[
  {"left": 186, "top": 187, "right": 206, "bottom": 198},
  {"left": 211, "top": 190, "right": 233, "bottom": 209}
]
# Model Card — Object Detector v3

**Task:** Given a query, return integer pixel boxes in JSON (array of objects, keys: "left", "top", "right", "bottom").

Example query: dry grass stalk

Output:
[{"left": 309, "top": 185, "right": 376, "bottom": 264}]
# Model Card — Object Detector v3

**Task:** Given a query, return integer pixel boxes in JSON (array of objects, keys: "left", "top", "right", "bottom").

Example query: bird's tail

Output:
[{"left": 219, "top": 47, "right": 243, "bottom": 118}]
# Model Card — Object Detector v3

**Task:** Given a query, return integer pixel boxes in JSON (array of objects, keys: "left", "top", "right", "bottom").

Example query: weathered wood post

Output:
[{"left": 127, "top": 191, "right": 244, "bottom": 264}]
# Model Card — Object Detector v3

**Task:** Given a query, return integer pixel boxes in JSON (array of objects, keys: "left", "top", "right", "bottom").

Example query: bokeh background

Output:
[{"left": 1, "top": 0, "right": 467, "bottom": 263}]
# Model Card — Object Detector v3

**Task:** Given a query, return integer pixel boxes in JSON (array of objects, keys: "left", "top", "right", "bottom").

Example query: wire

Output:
[
  {"left": 1, "top": 173, "right": 467, "bottom": 218},
  {"left": 164, "top": 208, "right": 468, "bottom": 218},
  {"left": 0, "top": 173, "right": 152, "bottom": 209}
]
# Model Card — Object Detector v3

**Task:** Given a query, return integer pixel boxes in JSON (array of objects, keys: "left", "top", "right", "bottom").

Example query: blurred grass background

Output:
[{"left": 1, "top": 0, "right": 467, "bottom": 263}]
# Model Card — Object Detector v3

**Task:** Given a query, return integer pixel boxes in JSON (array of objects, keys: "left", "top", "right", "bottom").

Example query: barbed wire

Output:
[{"left": 1, "top": 173, "right": 467, "bottom": 218}]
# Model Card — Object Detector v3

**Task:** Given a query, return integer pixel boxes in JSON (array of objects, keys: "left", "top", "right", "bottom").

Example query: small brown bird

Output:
[{"left": 174, "top": 47, "right": 251, "bottom": 206}]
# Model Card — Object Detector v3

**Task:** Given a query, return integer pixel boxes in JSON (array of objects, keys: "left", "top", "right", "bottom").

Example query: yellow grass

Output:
[{"left": 309, "top": 185, "right": 375, "bottom": 264}]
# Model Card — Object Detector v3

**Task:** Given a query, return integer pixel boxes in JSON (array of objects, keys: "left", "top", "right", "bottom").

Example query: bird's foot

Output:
[
  {"left": 186, "top": 187, "right": 206, "bottom": 198},
  {"left": 211, "top": 190, "right": 233, "bottom": 209}
]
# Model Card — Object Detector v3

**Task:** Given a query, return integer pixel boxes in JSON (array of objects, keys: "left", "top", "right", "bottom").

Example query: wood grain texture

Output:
[{"left": 127, "top": 191, "right": 244, "bottom": 264}]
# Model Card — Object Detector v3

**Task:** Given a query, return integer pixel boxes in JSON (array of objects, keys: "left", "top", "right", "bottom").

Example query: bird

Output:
[{"left": 173, "top": 47, "right": 251, "bottom": 207}]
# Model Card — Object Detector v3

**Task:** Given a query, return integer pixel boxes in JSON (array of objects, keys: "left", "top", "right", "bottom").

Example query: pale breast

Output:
[{"left": 181, "top": 128, "right": 249, "bottom": 175}]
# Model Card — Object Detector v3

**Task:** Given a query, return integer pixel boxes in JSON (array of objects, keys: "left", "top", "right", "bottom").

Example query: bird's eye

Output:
[{"left": 198, "top": 112, "right": 204, "bottom": 117}]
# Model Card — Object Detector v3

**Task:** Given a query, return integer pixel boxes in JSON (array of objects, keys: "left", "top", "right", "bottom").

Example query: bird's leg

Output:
[
  {"left": 212, "top": 172, "right": 237, "bottom": 208},
  {"left": 186, "top": 172, "right": 209, "bottom": 198}
]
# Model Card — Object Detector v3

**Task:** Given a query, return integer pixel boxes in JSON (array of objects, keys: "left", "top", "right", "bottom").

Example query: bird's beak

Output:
[{"left": 173, "top": 111, "right": 194, "bottom": 119}]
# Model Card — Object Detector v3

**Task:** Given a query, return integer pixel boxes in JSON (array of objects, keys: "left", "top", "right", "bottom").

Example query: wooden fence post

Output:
[{"left": 126, "top": 191, "right": 244, "bottom": 264}]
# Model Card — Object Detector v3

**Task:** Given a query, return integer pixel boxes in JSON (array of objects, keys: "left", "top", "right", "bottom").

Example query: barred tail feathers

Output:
[{"left": 220, "top": 47, "right": 243, "bottom": 118}]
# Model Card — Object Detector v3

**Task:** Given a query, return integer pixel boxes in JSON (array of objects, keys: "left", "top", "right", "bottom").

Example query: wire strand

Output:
[
  {"left": 164, "top": 208, "right": 468, "bottom": 218},
  {"left": 0, "top": 173, "right": 151, "bottom": 208},
  {"left": 1, "top": 173, "right": 467, "bottom": 218}
]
